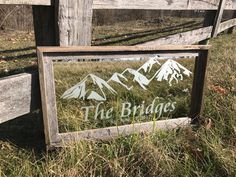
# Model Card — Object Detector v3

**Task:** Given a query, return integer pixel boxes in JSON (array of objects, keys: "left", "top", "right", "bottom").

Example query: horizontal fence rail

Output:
[
  {"left": 0, "top": 73, "right": 40, "bottom": 123},
  {"left": 139, "top": 18, "right": 236, "bottom": 46},
  {"left": 218, "top": 18, "right": 236, "bottom": 33},
  {"left": 0, "top": 0, "right": 51, "bottom": 5},
  {"left": 92, "top": 0, "right": 236, "bottom": 10},
  {"left": 139, "top": 26, "right": 213, "bottom": 46}
]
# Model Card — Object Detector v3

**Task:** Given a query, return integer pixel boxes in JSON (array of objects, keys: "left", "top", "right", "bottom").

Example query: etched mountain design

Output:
[
  {"left": 61, "top": 57, "right": 192, "bottom": 101},
  {"left": 152, "top": 59, "right": 192, "bottom": 86},
  {"left": 137, "top": 55, "right": 161, "bottom": 73},
  {"left": 121, "top": 68, "right": 150, "bottom": 90},
  {"left": 107, "top": 72, "right": 133, "bottom": 90},
  {"left": 61, "top": 74, "right": 116, "bottom": 101},
  {"left": 108, "top": 56, "right": 161, "bottom": 90}
]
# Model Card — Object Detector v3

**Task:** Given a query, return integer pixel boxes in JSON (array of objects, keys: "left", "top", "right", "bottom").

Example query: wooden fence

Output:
[{"left": 0, "top": 0, "right": 236, "bottom": 124}]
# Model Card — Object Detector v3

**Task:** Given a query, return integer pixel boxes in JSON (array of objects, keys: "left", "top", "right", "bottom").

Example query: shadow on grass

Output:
[
  {"left": 0, "top": 69, "right": 43, "bottom": 151},
  {"left": 0, "top": 111, "right": 45, "bottom": 151},
  {"left": 2, "top": 52, "right": 37, "bottom": 61},
  {"left": 94, "top": 21, "right": 203, "bottom": 46},
  {"left": 0, "top": 46, "right": 35, "bottom": 54},
  {"left": 0, "top": 65, "right": 38, "bottom": 78},
  {"left": 95, "top": 21, "right": 196, "bottom": 41}
]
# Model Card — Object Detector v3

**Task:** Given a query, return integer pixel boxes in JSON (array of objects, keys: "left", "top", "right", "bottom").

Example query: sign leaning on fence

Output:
[{"left": 37, "top": 45, "right": 210, "bottom": 149}]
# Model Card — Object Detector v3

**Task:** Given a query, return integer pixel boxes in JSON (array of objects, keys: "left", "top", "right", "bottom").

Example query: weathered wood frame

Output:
[{"left": 37, "top": 45, "right": 210, "bottom": 149}]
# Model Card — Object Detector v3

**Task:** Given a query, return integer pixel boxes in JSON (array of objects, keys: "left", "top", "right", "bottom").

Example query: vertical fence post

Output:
[
  {"left": 199, "top": 0, "right": 226, "bottom": 45},
  {"left": 58, "top": 0, "right": 93, "bottom": 46},
  {"left": 190, "top": 51, "right": 209, "bottom": 124},
  {"left": 32, "top": 4, "right": 58, "bottom": 46},
  {"left": 211, "top": 0, "right": 227, "bottom": 37},
  {"left": 192, "top": 8, "right": 218, "bottom": 123},
  {"left": 198, "top": 11, "right": 216, "bottom": 44}
]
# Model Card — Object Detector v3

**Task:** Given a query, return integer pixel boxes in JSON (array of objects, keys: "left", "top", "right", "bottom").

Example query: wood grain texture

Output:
[
  {"left": 38, "top": 45, "right": 211, "bottom": 53},
  {"left": 0, "top": 0, "right": 51, "bottom": 5},
  {"left": 199, "top": 10, "right": 217, "bottom": 44},
  {"left": 58, "top": 0, "right": 93, "bottom": 46},
  {"left": 37, "top": 50, "right": 60, "bottom": 147},
  {"left": 0, "top": 73, "right": 40, "bottom": 124},
  {"left": 92, "top": 0, "right": 236, "bottom": 10},
  {"left": 212, "top": 0, "right": 227, "bottom": 37},
  {"left": 218, "top": 18, "right": 236, "bottom": 33},
  {"left": 56, "top": 118, "right": 191, "bottom": 146},
  {"left": 139, "top": 26, "right": 213, "bottom": 46},
  {"left": 227, "top": 11, "right": 236, "bottom": 33}
]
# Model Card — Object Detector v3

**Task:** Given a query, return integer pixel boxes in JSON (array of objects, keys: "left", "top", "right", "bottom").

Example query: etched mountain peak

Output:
[
  {"left": 107, "top": 72, "right": 133, "bottom": 90},
  {"left": 61, "top": 73, "right": 116, "bottom": 101},
  {"left": 153, "top": 59, "right": 192, "bottom": 86},
  {"left": 122, "top": 68, "right": 150, "bottom": 90},
  {"left": 138, "top": 55, "right": 161, "bottom": 73}
]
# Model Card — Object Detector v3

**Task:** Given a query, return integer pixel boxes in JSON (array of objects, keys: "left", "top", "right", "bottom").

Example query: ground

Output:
[{"left": 0, "top": 17, "right": 236, "bottom": 177}]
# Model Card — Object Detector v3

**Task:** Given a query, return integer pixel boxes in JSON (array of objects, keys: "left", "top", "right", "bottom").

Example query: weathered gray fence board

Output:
[
  {"left": 139, "top": 26, "right": 213, "bottom": 46},
  {"left": 199, "top": 10, "right": 217, "bottom": 45},
  {"left": 139, "top": 16, "right": 236, "bottom": 46},
  {"left": 212, "top": 0, "right": 227, "bottom": 37},
  {"left": 218, "top": 18, "right": 236, "bottom": 33},
  {"left": 227, "top": 11, "right": 236, "bottom": 33},
  {"left": 58, "top": 0, "right": 93, "bottom": 46},
  {"left": 0, "top": 73, "right": 40, "bottom": 124},
  {"left": 0, "top": 0, "right": 51, "bottom": 5},
  {"left": 92, "top": 0, "right": 236, "bottom": 10}
]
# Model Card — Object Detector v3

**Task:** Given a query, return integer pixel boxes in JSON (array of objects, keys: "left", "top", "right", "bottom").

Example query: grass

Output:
[
  {"left": 0, "top": 30, "right": 36, "bottom": 77},
  {"left": 0, "top": 18, "right": 236, "bottom": 176}
]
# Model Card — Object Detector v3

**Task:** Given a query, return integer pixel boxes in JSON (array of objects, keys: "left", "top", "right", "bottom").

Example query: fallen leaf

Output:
[
  {"left": 30, "top": 61, "right": 37, "bottom": 65},
  {"left": 205, "top": 118, "right": 212, "bottom": 130},
  {"left": 0, "top": 142, "right": 13, "bottom": 151},
  {"left": 0, "top": 59, "right": 6, "bottom": 63},
  {"left": 8, "top": 37, "right": 15, "bottom": 41},
  {"left": 210, "top": 85, "right": 227, "bottom": 94}
]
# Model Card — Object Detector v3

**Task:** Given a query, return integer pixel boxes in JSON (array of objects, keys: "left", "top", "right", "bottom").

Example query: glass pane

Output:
[{"left": 53, "top": 55, "right": 195, "bottom": 133}]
